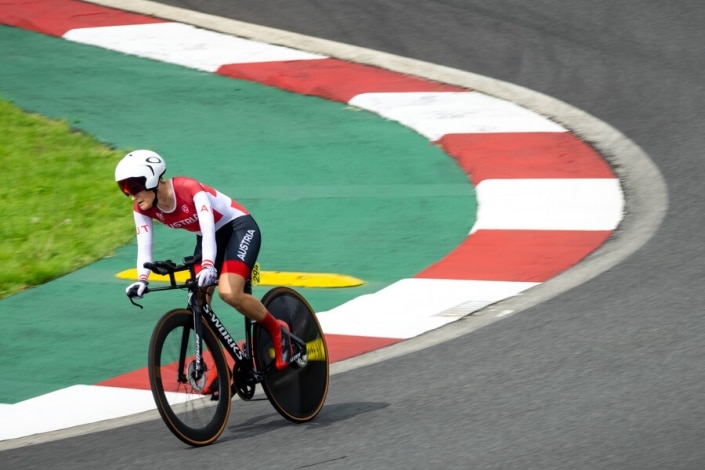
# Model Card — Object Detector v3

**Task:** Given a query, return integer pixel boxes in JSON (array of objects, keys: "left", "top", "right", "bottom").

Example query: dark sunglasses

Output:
[{"left": 118, "top": 177, "right": 147, "bottom": 196}]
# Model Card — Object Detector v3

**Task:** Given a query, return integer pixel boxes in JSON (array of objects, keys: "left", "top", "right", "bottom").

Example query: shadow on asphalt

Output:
[{"left": 220, "top": 401, "right": 389, "bottom": 442}]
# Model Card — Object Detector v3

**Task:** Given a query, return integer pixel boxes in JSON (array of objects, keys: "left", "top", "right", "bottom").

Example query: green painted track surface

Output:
[{"left": 0, "top": 25, "right": 475, "bottom": 403}]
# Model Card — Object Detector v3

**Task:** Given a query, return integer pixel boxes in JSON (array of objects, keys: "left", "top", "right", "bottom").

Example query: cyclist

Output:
[{"left": 116, "top": 149, "right": 292, "bottom": 388}]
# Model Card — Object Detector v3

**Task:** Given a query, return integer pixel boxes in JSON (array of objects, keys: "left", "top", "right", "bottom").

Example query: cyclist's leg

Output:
[
  {"left": 215, "top": 216, "right": 292, "bottom": 370},
  {"left": 192, "top": 222, "right": 254, "bottom": 309}
]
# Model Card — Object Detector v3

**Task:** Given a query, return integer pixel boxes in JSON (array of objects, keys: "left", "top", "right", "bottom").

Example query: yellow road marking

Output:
[{"left": 115, "top": 268, "right": 363, "bottom": 288}]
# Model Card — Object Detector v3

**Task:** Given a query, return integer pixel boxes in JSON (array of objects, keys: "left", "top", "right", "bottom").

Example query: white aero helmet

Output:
[{"left": 115, "top": 150, "right": 166, "bottom": 195}]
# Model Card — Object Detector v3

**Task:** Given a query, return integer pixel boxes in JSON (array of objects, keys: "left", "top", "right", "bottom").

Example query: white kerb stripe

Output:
[
  {"left": 471, "top": 178, "right": 624, "bottom": 232},
  {"left": 317, "top": 278, "right": 539, "bottom": 339},
  {"left": 0, "top": 385, "right": 162, "bottom": 440},
  {"left": 64, "top": 23, "right": 326, "bottom": 72},
  {"left": 349, "top": 91, "right": 566, "bottom": 140}
]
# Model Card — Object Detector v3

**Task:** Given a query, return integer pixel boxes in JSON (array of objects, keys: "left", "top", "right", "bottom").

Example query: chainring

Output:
[{"left": 232, "top": 364, "right": 256, "bottom": 400}]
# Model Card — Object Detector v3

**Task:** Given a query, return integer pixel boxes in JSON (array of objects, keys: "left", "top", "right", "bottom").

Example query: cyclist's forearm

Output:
[
  {"left": 194, "top": 191, "right": 217, "bottom": 268},
  {"left": 134, "top": 211, "right": 154, "bottom": 281}
]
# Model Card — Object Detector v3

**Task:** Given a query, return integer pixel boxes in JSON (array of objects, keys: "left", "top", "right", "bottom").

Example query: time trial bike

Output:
[{"left": 127, "top": 256, "right": 329, "bottom": 447}]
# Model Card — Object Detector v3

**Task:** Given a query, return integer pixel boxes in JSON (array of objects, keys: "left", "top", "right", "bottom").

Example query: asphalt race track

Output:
[{"left": 4, "top": 2, "right": 705, "bottom": 469}]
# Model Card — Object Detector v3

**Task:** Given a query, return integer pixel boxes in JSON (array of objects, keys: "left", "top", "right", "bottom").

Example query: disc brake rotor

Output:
[{"left": 187, "top": 361, "right": 207, "bottom": 392}]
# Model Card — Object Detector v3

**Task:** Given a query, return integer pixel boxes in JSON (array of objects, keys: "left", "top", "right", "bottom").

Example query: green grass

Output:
[{"left": 0, "top": 99, "right": 134, "bottom": 298}]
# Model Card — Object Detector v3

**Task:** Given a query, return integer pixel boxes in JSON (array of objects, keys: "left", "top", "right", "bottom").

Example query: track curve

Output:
[{"left": 4, "top": 1, "right": 705, "bottom": 469}]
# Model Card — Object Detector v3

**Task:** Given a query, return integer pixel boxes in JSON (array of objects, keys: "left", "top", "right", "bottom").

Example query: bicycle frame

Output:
[
  {"left": 130, "top": 257, "right": 264, "bottom": 386},
  {"left": 195, "top": 295, "right": 306, "bottom": 380}
]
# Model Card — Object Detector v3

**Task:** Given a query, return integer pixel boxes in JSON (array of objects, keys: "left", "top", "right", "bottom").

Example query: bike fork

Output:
[{"left": 191, "top": 305, "right": 206, "bottom": 380}]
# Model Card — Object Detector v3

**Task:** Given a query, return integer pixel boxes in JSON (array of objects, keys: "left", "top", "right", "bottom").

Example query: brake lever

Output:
[
  {"left": 128, "top": 295, "right": 144, "bottom": 309},
  {"left": 127, "top": 285, "right": 150, "bottom": 309}
]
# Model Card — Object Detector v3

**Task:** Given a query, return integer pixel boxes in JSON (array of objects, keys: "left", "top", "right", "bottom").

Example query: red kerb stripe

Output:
[
  {"left": 97, "top": 334, "right": 401, "bottom": 389},
  {"left": 416, "top": 229, "right": 612, "bottom": 283},
  {"left": 436, "top": 132, "right": 615, "bottom": 184},
  {"left": 218, "top": 58, "right": 468, "bottom": 103},
  {"left": 0, "top": 0, "right": 165, "bottom": 37}
]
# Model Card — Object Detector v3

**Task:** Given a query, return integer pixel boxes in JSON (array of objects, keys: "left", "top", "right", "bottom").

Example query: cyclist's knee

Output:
[{"left": 219, "top": 289, "right": 247, "bottom": 311}]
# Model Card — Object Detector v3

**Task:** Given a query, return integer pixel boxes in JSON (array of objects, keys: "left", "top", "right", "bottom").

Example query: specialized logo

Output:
[
  {"left": 204, "top": 305, "right": 244, "bottom": 360},
  {"left": 237, "top": 229, "right": 256, "bottom": 261}
]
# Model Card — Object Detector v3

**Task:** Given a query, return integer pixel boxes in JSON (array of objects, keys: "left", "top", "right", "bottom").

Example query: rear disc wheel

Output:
[{"left": 255, "top": 287, "right": 329, "bottom": 422}]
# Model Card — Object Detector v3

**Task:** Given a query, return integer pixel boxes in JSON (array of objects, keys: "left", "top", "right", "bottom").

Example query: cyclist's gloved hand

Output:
[
  {"left": 126, "top": 280, "right": 148, "bottom": 298},
  {"left": 196, "top": 265, "right": 218, "bottom": 287}
]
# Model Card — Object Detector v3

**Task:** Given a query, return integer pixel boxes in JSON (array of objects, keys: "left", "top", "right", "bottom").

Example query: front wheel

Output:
[
  {"left": 148, "top": 308, "right": 231, "bottom": 447},
  {"left": 255, "top": 287, "right": 329, "bottom": 422}
]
